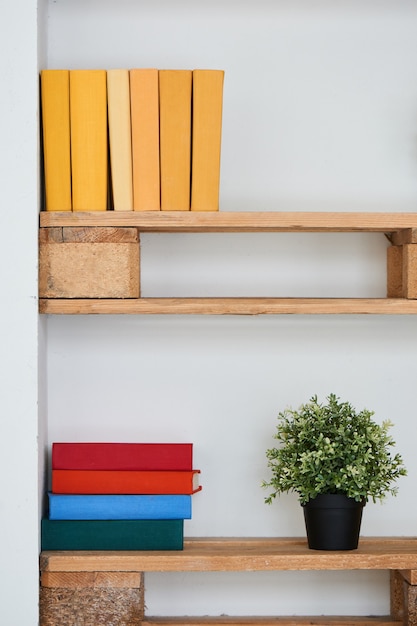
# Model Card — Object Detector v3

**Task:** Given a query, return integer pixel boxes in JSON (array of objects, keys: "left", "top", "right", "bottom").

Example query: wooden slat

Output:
[
  {"left": 403, "top": 245, "right": 417, "bottom": 299},
  {"left": 387, "top": 246, "right": 403, "bottom": 298},
  {"left": 391, "top": 228, "right": 417, "bottom": 245},
  {"left": 39, "top": 537, "right": 417, "bottom": 573},
  {"left": 41, "top": 571, "right": 143, "bottom": 588},
  {"left": 39, "top": 297, "right": 417, "bottom": 315},
  {"left": 39, "top": 211, "right": 417, "bottom": 232},
  {"left": 61, "top": 226, "right": 139, "bottom": 243},
  {"left": 142, "top": 618, "right": 401, "bottom": 626},
  {"left": 399, "top": 569, "right": 417, "bottom": 585}
]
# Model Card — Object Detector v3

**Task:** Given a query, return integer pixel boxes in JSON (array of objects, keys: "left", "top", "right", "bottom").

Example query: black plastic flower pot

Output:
[{"left": 302, "top": 494, "right": 365, "bottom": 551}]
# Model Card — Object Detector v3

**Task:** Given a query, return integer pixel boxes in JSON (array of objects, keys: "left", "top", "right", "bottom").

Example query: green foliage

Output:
[{"left": 262, "top": 394, "right": 407, "bottom": 506}]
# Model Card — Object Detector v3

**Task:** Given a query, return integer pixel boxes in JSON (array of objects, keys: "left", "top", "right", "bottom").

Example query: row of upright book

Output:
[
  {"left": 41, "top": 68, "right": 224, "bottom": 213},
  {"left": 41, "top": 442, "right": 201, "bottom": 551}
]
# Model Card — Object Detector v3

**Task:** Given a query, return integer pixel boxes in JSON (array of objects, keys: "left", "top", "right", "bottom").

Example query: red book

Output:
[
  {"left": 52, "top": 442, "right": 193, "bottom": 471},
  {"left": 52, "top": 469, "right": 201, "bottom": 495}
]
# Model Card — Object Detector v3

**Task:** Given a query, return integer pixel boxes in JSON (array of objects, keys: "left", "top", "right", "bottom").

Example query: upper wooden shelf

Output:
[
  {"left": 40, "top": 537, "right": 417, "bottom": 573},
  {"left": 39, "top": 211, "right": 417, "bottom": 234},
  {"left": 39, "top": 211, "right": 417, "bottom": 314}
]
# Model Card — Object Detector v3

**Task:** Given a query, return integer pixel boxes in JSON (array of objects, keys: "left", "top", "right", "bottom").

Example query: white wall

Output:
[
  {"left": 44, "top": 0, "right": 417, "bottom": 618},
  {"left": 0, "top": 0, "right": 46, "bottom": 624}
]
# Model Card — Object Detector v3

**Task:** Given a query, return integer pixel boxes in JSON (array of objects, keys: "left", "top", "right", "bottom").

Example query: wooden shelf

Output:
[
  {"left": 39, "top": 211, "right": 417, "bottom": 314},
  {"left": 40, "top": 210, "right": 417, "bottom": 233},
  {"left": 39, "top": 297, "right": 417, "bottom": 315},
  {"left": 40, "top": 538, "right": 416, "bottom": 625},
  {"left": 40, "top": 537, "right": 417, "bottom": 572}
]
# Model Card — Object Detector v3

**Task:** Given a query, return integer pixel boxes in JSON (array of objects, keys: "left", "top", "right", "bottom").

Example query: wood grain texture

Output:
[
  {"left": 391, "top": 228, "right": 417, "bottom": 245},
  {"left": 403, "top": 245, "right": 417, "bottom": 299},
  {"left": 390, "top": 570, "right": 404, "bottom": 621},
  {"left": 61, "top": 226, "right": 139, "bottom": 243},
  {"left": 41, "top": 571, "right": 143, "bottom": 589},
  {"left": 400, "top": 570, "right": 417, "bottom": 585},
  {"left": 387, "top": 246, "right": 403, "bottom": 298},
  {"left": 142, "top": 618, "right": 401, "bottom": 626},
  {"left": 39, "top": 586, "right": 144, "bottom": 625},
  {"left": 39, "top": 297, "right": 417, "bottom": 315},
  {"left": 404, "top": 578, "right": 417, "bottom": 625},
  {"left": 40, "top": 211, "right": 417, "bottom": 232},
  {"left": 39, "top": 242, "right": 139, "bottom": 299},
  {"left": 39, "top": 537, "right": 417, "bottom": 573}
]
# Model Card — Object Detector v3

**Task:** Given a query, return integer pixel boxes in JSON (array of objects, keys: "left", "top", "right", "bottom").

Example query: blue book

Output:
[{"left": 48, "top": 493, "right": 192, "bottom": 520}]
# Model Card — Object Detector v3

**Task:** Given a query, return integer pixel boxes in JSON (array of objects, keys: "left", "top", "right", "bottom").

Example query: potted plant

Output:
[{"left": 262, "top": 394, "right": 407, "bottom": 550}]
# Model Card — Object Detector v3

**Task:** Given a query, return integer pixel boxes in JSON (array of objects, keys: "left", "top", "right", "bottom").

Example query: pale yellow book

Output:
[
  {"left": 130, "top": 69, "right": 160, "bottom": 211},
  {"left": 159, "top": 70, "right": 192, "bottom": 211},
  {"left": 41, "top": 70, "right": 72, "bottom": 211},
  {"left": 191, "top": 70, "right": 224, "bottom": 212},
  {"left": 107, "top": 69, "right": 133, "bottom": 211},
  {"left": 70, "top": 70, "right": 108, "bottom": 211}
]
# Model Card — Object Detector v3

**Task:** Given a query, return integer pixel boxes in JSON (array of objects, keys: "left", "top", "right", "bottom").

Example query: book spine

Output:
[
  {"left": 130, "top": 69, "right": 160, "bottom": 211},
  {"left": 191, "top": 69, "right": 224, "bottom": 212},
  {"left": 41, "top": 519, "right": 184, "bottom": 550},
  {"left": 70, "top": 70, "right": 108, "bottom": 211},
  {"left": 48, "top": 493, "right": 192, "bottom": 520},
  {"left": 41, "top": 70, "right": 72, "bottom": 211},
  {"left": 159, "top": 70, "right": 192, "bottom": 211},
  {"left": 52, "top": 469, "right": 201, "bottom": 495},
  {"left": 52, "top": 442, "right": 193, "bottom": 470},
  {"left": 107, "top": 69, "right": 133, "bottom": 211}
]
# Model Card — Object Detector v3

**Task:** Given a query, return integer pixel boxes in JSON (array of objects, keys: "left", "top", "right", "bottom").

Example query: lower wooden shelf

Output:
[
  {"left": 40, "top": 536, "right": 417, "bottom": 572},
  {"left": 39, "top": 538, "right": 417, "bottom": 626},
  {"left": 39, "top": 297, "right": 417, "bottom": 315}
]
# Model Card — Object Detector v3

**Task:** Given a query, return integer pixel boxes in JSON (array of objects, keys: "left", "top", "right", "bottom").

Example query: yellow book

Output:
[
  {"left": 130, "top": 69, "right": 160, "bottom": 211},
  {"left": 107, "top": 69, "right": 133, "bottom": 211},
  {"left": 159, "top": 70, "right": 192, "bottom": 211},
  {"left": 191, "top": 70, "right": 224, "bottom": 212},
  {"left": 41, "top": 70, "right": 72, "bottom": 211},
  {"left": 70, "top": 70, "right": 108, "bottom": 211}
]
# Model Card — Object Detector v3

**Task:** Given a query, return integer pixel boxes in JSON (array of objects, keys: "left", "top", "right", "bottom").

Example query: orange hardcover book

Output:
[
  {"left": 191, "top": 70, "right": 224, "bottom": 212},
  {"left": 41, "top": 70, "right": 72, "bottom": 211},
  {"left": 52, "top": 469, "right": 201, "bottom": 495},
  {"left": 70, "top": 70, "right": 108, "bottom": 211},
  {"left": 159, "top": 70, "right": 192, "bottom": 211},
  {"left": 107, "top": 69, "right": 133, "bottom": 211},
  {"left": 130, "top": 69, "right": 160, "bottom": 211}
]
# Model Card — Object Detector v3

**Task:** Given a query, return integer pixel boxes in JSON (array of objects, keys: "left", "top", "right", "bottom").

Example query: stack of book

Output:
[
  {"left": 41, "top": 442, "right": 201, "bottom": 550},
  {"left": 40, "top": 68, "right": 224, "bottom": 213}
]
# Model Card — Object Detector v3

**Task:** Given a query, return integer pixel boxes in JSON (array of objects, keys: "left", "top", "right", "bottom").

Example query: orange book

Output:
[
  {"left": 159, "top": 70, "right": 192, "bottom": 211},
  {"left": 130, "top": 69, "right": 160, "bottom": 211},
  {"left": 107, "top": 69, "right": 133, "bottom": 211},
  {"left": 52, "top": 469, "right": 201, "bottom": 495},
  {"left": 191, "top": 70, "right": 224, "bottom": 212},
  {"left": 70, "top": 70, "right": 108, "bottom": 211},
  {"left": 41, "top": 70, "right": 72, "bottom": 211}
]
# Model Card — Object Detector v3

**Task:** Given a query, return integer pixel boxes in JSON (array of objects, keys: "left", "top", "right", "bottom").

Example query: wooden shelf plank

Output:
[
  {"left": 142, "top": 618, "right": 401, "bottom": 626},
  {"left": 39, "top": 297, "right": 417, "bottom": 315},
  {"left": 39, "top": 211, "right": 417, "bottom": 233},
  {"left": 40, "top": 537, "right": 417, "bottom": 573}
]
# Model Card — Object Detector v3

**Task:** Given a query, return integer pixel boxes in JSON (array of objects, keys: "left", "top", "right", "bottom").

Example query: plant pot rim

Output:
[{"left": 302, "top": 494, "right": 366, "bottom": 509}]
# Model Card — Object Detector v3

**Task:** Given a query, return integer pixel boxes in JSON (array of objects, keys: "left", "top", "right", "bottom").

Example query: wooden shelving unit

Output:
[
  {"left": 39, "top": 537, "right": 417, "bottom": 625},
  {"left": 39, "top": 211, "right": 417, "bottom": 315},
  {"left": 38, "top": 211, "right": 417, "bottom": 619}
]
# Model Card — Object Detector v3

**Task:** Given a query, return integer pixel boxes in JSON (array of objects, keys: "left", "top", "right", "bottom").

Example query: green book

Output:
[{"left": 41, "top": 518, "right": 183, "bottom": 550}]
